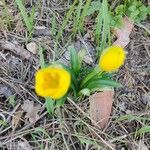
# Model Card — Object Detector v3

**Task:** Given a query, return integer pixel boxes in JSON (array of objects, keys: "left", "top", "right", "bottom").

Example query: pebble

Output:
[{"left": 26, "top": 42, "right": 38, "bottom": 54}]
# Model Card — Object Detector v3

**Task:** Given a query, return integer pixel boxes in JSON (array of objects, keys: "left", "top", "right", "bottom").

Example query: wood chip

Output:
[{"left": 90, "top": 90, "right": 114, "bottom": 129}]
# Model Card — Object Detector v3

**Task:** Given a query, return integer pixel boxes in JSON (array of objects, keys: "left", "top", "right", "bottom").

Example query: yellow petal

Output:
[
  {"left": 35, "top": 67, "right": 71, "bottom": 99},
  {"left": 99, "top": 46, "right": 126, "bottom": 72}
]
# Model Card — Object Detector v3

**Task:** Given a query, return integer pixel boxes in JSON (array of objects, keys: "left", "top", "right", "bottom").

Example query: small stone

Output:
[{"left": 26, "top": 42, "right": 38, "bottom": 54}]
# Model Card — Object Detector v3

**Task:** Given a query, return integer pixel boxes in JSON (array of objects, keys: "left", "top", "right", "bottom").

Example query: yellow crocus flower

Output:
[
  {"left": 35, "top": 67, "right": 71, "bottom": 99},
  {"left": 99, "top": 46, "right": 126, "bottom": 72}
]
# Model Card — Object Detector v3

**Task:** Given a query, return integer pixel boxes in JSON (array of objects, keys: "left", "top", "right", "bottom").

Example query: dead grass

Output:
[{"left": 0, "top": 0, "right": 150, "bottom": 150}]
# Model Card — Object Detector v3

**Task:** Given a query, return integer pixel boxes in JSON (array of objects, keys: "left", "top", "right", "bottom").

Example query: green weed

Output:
[
  {"left": 15, "top": 0, "right": 35, "bottom": 37},
  {"left": 8, "top": 95, "right": 16, "bottom": 107},
  {"left": 94, "top": 0, "right": 111, "bottom": 55},
  {"left": 78, "top": 0, "right": 91, "bottom": 32},
  {"left": 0, "top": 0, "right": 13, "bottom": 30},
  {"left": 110, "top": 0, "right": 150, "bottom": 28},
  {"left": 56, "top": 0, "right": 77, "bottom": 40}
]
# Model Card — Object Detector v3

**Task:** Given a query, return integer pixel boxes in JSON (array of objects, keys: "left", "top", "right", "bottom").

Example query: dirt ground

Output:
[{"left": 0, "top": 1, "right": 150, "bottom": 150}]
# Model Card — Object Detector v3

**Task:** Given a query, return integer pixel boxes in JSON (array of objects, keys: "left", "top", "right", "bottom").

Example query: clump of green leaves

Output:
[
  {"left": 86, "top": 1, "right": 101, "bottom": 16},
  {"left": 110, "top": 5, "right": 124, "bottom": 28},
  {"left": 110, "top": 0, "right": 150, "bottom": 28},
  {"left": 39, "top": 45, "right": 121, "bottom": 114},
  {"left": 126, "top": 1, "right": 150, "bottom": 22},
  {"left": 65, "top": 46, "right": 122, "bottom": 97}
]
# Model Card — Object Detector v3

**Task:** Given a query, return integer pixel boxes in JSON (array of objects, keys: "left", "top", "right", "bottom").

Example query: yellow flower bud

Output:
[
  {"left": 35, "top": 67, "right": 71, "bottom": 99},
  {"left": 99, "top": 46, "right": 126, "bottom": 72}
]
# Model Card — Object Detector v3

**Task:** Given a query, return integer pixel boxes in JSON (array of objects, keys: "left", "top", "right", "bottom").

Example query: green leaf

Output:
[
  {"left": 77, "top": 135, "right": 100, "bottom": 148},
  {"left": 111, "top": 15, "right": 123, "bottom": 28},
  {"left": 45, "top": 97, "right": 55, "bottom": 114},
  {"left": 68, "top": 45, "right": 80, "bottom": 76},
  {"left": 0, "top": 120, "right": 7, "bottom": 126},
  {"left": 115, "top": 5, "right": 124, "bottom": 14},
  {"left": 38, "top": 46, "right": 46, "bottom": 68},
  {"left": 138, "top": 126, "right": 150, "bottom": 135},
  {"left": 15, "top": 0, "right": 34, "bottom": 33},
  {"left": 73, "top": 0, "right": 82, "bottom": 34},
  {"left": 56, "top": 0, "right": 77, "bottom": 40},
  {"left": 60, "top": 63, "right": 78, "bottom": 93},
  {"left": 148, "top": 6, "right": 150, "bottom": 15},
  {"left": 115, "top": 114, "right": 135, "bottom": 122},
  {"left": 100, "top": 0, "right": 110, "bottom": 51},
  {"left": 86, "top": 1, "right": 101, "bottom": 16},
  {"left": 79, "top": 88, "right": 90, "bottom": 96},
  {"left": 51, "top": 15, "right": 57, "bottom": 35},
  {"left": 32, "top": 127, "right": 51, "bottom": 139},
  {"left": 80, "top": 66, "right": 101, "bottom": 88},
  {"left": 128, "top": 5, "right": 137, "bottom": 12},
  {"left": 78, "top": 49, "right": 86, "bottom": 69},
  {"left": 79, "top": 0, "right": 91, "bottom": 31},
  {"left": 8, "top": 95, "right": 16, "bottom": 107},
  {"left": 85, "top": 79, "right": 122, "bottom": 90},
  {"left": 29, "top": 5, "right": 35, "bottom": 28},
  {"left": 56, "top": 95, "right": 67, "bottom": 108},
  {"left": 95, "top": 7, "right": 103, "bottom": 47}
]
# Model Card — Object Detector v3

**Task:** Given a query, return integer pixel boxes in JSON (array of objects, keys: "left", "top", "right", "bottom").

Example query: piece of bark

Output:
[
  {"left": 113, "top": 17, "right": 134, "bottom": 48},
  {"left": 0, "top": 40, "right": 31, "bottom": 59},
  {"left": 90, "top": 90, "right": 114, "bottom": 129}
]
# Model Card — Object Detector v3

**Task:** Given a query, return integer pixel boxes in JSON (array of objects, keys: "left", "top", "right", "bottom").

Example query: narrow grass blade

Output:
[
  {"left": 56, "top": 95, "right": 67, "bottom": 108},
  {"left": 95, "top": 8, "right": 103, "bottom": 47},
  {"left": 38, "top": 46, "right": 45, "bottom": 68},
  {"left": 138, "top": 126, "right": 150, "bottom": 135},
  {"left": 73, "top": 0, "right": 83, "bottom": 34},
  {"left": 79, "top": 0, "right": 91, "bottom": 32},
  {"left": 80, "top": 66, "right": 101, "bottom": 88},
  {"left": 56, "top": 0, "right": 77, "bottom": 40},
  {"left": 51, "top": 15, "right": 57, "bottom": 35},
  {"left": 100, "top": 0, "right": 110, "bottom": 51},
  {"left": 68, "top": 45, "right": 79, "bottom": 76},
  {"left": 15, "top": 0, "right": 33, "bottom": 33},
  {"left": 2, "top": 0, "right": 13, "bottom": 29}
]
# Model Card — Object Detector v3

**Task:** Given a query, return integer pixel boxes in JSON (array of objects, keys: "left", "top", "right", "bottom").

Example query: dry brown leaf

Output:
[
  {"left": 113, "top": 17, "right": 134, "bottom": 48},
  {"left": 0, "top": 40, "right": 31, "bottom": 59},
  {"left": 21, "top": 100, "right": 42, "bottom": 123},
  {"left": 12, "top": 111, "right": 23, "bottom": 130},
  {"left": 90, "top": 90, "right": 114, "bottom": 129}
]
